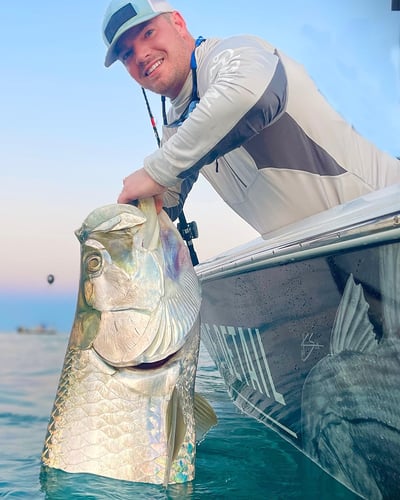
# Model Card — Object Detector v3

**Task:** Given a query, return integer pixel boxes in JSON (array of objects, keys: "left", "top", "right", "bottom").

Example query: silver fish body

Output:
[{"left": 41, "top": 199, "right": 214, "bottom": 485}]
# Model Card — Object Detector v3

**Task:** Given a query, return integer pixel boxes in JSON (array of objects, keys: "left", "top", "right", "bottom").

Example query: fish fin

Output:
[
  {"left": 164, "top": 389, "right": 186, "bottom": 486},
  {"left": 330, "top": 273, "right": 377, "bottom": 355},
  {"left": 194, "top": 393, "right": 218, "bottom": 443}
]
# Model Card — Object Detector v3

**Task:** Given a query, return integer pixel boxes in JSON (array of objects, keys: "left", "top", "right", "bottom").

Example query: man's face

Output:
[{"left": 116, "top": 12, "right": 194, "bottom": 99}]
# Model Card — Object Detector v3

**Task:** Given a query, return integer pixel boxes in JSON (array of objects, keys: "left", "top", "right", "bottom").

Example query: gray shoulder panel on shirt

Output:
[
  {"left": 177, "top": 56, "right": 346, "bottom": 181},
  {"left": 244, "top": 112, "right": 347, "bottom": 176},
  {"left": 177, "top": 59, "right": 288, "bottom": 180}
]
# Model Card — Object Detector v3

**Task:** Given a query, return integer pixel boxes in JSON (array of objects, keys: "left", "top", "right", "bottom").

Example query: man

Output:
[{"left": 102, "top": 0, "right": 400, "bottom": 236}]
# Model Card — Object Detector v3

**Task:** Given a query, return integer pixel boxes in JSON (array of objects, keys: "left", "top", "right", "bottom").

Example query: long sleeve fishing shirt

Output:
[{"left": 143, "top": 35, "right": 400, "bottom": 236}]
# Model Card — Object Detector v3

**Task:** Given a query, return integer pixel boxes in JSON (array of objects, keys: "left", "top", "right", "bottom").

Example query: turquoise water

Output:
[{"left": 0, "top": 332, "right": 359, "bottom": 499}]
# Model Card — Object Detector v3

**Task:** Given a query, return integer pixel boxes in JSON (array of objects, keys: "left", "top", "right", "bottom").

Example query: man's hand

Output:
[{"left": 117, "top": 168, "right": 166, "bottom": 208}]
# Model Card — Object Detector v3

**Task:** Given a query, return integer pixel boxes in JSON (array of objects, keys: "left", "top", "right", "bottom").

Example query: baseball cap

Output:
[{"left": 103, "top": 0, "right": 174, "bottom": 67}]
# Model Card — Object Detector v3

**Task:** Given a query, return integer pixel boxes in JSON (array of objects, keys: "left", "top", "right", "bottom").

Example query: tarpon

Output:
[
  {"left": 41, "top": 199, "right": 217, "bottom": 486},
  {"left": 301, "top": 245, "right": 400, "bottom": 499}
]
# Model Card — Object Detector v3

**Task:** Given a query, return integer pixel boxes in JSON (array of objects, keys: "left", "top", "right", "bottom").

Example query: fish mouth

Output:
[{"left": 128, "top": 351, "right": 177, "bottom": 371}]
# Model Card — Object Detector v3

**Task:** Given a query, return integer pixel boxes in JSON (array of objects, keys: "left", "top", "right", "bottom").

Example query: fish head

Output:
[
  {"left": 69, "top": 198, "right": 201, "bottom": 367},
  {"left": 77, "top": 201, "right": 163, "bottom": 312}
]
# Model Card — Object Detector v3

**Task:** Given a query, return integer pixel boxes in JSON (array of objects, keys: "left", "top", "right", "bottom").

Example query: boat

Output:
[
  {"left": 196, "top": 184, "right": 400, "bottom": 499},
  {"left": 17, "top": 325, "right": 57, "bottom": 335}
]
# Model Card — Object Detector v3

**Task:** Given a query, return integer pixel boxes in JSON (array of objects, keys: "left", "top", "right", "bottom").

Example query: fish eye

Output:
[{"left": 85, "top": 253, "right": 103, "bottom": 274}]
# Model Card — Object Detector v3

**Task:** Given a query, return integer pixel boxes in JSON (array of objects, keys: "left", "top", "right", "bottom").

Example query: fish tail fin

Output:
[{"left": 194, "top": 393, "right": 218, "bottom": 443}]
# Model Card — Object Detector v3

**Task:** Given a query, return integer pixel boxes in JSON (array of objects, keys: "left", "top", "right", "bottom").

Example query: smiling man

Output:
[
  {"left": 102, "top": 0, "right": 400, "bottom": 236},
  {"left": 114, "top": 11, "right": 194, "bottom": 99}
]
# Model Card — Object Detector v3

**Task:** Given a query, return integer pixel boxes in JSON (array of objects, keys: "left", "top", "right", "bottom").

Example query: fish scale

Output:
[{"left": 43, "top": 338, "right": 197, "bottom": 482}]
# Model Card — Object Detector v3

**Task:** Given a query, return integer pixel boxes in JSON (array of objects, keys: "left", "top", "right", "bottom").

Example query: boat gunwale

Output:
[{"left": 196, "top": 211, "right": 400, "bottom": 282}]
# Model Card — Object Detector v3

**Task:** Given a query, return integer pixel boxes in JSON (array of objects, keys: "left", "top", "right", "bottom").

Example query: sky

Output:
[{"left": 0, "top": 1, "right": 399, "bottom": 329}]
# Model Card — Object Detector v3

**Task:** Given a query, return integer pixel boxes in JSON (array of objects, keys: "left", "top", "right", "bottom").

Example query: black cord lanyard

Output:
[{"left": 162, "top": 36, "right": 206, "bottom": 127}]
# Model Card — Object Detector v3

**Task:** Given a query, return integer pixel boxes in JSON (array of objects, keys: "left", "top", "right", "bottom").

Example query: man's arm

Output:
[
  {"left": 144, "top": 36, "right": 287, "bottom": 188},
  {"left": 118, "top": 36, "right": 286, "bottom": 207}
]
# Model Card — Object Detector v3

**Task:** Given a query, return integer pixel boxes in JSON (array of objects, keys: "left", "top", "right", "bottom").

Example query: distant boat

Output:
[{"left": 17, "top": 325, "right": 57, "bottom": 335}]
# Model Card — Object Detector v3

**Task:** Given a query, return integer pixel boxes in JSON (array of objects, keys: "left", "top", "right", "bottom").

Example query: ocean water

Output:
[{"left": 0, "top": 331, "right": 359, "bottom": 500}]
